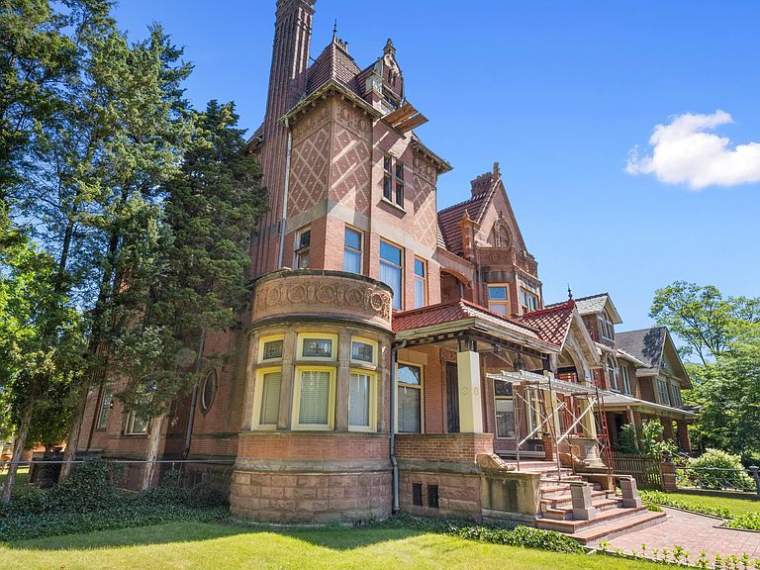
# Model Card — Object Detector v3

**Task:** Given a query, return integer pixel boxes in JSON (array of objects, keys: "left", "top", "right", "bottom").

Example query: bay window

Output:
[
  {"left": 254, "top": 367, "right": 282, "bottom": 429},
  {"left": 397, "top": 363, "right": 422, "bottom": 433},
  {"left": 349, "top": 370, "right": 376, "bottom": 431},
  {"left": 292, "top": 366, "right": 336, "bottom": 430},
  {"left": 380, "top": 240, "right": 403, "bottom": 310},
  {"left": 298, "top": 333, "right": 337, "bottom": 361},
  {"left": 351, "top": 337, "right": 377, "bottom": 366}
]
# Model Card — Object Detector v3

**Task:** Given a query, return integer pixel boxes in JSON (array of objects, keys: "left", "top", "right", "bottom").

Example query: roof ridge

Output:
[
  {"left": 459, "top": 299, "right": 540, "bottom": 334},
  {"left": 437, "top": 192, "right": 489, "bottom": 214},
  {"left": 617, "top": 326, "right": 665, "bottom": 335},
  {"left": 393, "top": 299, "right": 463, "bottom": 318},
  {"left": 521, "top": 300, "right": 575, "bottom": 319}
]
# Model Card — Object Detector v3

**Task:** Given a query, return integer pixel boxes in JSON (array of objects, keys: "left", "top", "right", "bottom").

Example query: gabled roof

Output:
[
  {"left": 518, "top": 300, "right": 575, "bottom": 346},
  {"left": 615, "top": 327, "right": 667, "bottom": 369},
  {"left": 392, "top": 299, "right": 540, "bottom": 339},
  {"left": 556, "top": 292, "right": 622, "bottom": 324},
  {"left": 304, "top": 38, "right": 362, "bottom": 98}
]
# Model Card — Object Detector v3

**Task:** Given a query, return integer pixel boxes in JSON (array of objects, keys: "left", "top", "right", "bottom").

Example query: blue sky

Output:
[{"left": 114, "top": 0, "right": 760, "bottom": 331}]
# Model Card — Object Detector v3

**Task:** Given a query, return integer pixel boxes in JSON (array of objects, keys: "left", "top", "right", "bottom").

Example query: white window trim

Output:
[
  {"left": 395, "top": 360, "right": 424, "bottom": 434},
  {"left": 413, "top": 257, "right": 428, "bottom": 309},
  {"left": 294, "top": 226, "right": 310, "bottom": 269},
  {"left": 380, "top": 239, "right": 404, "bottom": 310},
  {"left": 520, "top": 287, "right": 539, "bottom": 313},
  {"left": 487, "top": 284, "right": 510, "bottom": 315},
  {"left": 291, "top": 365, "right": 337, "bottom": 431},
  {"left": 297, "top": 332, "right": 338, "bottom": 361},
  {"left": 494, "top": 393, "right": 515, "bottom": 439},
  {"left": 348, "top": 369, "right": 378, "bottom": 433},
  {"left": 252, "top": 365, "right": 282, "bottom": 430},
  {"left": 258, "top": 334, "right": 285, "bottom": 363},
  {"left": 350, "top": 336, "right": 378, "bottom": 367}
]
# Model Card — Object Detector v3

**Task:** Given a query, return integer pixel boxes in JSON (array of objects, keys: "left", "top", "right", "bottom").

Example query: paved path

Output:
[{"left": 599, "top": 508, "right": 760, "bottom": 563}]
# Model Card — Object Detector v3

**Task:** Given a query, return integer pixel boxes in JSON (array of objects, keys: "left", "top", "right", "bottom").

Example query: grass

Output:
[
  {"left": 641, "top": 490, "right": 759, "bottom": 518},
  {"left": 0, "top": 465, "right": 30, "bottom": 485},
  {"left": 0, "top": 521, "right": 664, "bottom": 569}
]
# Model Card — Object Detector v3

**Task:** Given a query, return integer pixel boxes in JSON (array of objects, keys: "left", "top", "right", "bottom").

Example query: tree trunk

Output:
[
  {"left": 59, "top": 382, "right": 89, "bottom": 480},
  {"left": 1, "top": 404, "right": 32, "bottom": 504},
  {"left": 141, "top": 414, "right": 166, "bottom": 491}
]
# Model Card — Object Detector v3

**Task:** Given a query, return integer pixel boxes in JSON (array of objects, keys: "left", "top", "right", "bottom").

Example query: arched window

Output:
[
  {"left": 489, "top": 221, "right": 511, "bottom": 248},
  {"left": 201, "top": 369, "right": 218, "bottom": 413}
]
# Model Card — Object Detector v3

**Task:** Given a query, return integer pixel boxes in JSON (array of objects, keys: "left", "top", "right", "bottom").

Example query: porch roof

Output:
[
  {"left": 392, "top": 300, "right": 558, "bottom": 355},
  {"left": 599, "top": 392, "right": 696, "bottom": 419}
]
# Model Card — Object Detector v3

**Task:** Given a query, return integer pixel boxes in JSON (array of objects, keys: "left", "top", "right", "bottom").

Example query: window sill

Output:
[{"left": 380, "top": 197, "right": 406, "bottom": 215}]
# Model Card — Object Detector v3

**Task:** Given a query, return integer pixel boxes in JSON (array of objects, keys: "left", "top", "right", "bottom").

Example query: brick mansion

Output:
[{"left": 75, "top": 0, "right": 695, "bottom": 541}]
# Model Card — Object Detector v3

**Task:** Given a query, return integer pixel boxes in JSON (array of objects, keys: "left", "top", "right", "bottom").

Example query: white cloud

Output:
[{"left": 626, "top": 110, "right": 760, "bottom": 190}]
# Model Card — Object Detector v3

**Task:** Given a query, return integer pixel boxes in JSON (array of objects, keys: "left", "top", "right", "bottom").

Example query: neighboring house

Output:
[{"left": 75, "top": 0, "right": 682, "bottom": 538}]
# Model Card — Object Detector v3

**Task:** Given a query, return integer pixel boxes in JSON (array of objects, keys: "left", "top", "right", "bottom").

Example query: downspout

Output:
[
  {"left": 277, "top": 118, "right": 292, "bottom": 269},
  {"left": 182, "top": 329, "right": 207, "bottom": 459},
  {"left": 390, "top": 340, "right": 405, "bottom": 513}
]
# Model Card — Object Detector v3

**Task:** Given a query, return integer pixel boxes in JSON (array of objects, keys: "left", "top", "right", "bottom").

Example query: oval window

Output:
[{"left": 201, "top": 369, "right": 217, "bottom": 413}]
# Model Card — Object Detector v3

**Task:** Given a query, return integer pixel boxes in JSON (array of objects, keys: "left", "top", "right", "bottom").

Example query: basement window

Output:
[
  {"left": 427, "top": 484, "right": 439, "bottom": 509},
  {"left": 412, "top": 483, "right": 423, "bottom": 506}
]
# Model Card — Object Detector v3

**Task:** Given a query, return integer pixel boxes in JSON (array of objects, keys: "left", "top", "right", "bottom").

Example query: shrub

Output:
[
  {"left": 639, "top": 420, "right": 678, "bottom": 458},
  {"left": 726, "top": 512, "right": 760, "bottom": 531},
  {"left": 682, "top": 449, "right": 756, "bottom": 492},
  {"left": 640, "top": 490, "right": 731, "bottom": 519},
  {"left": 447, "top": 523, "right": 585, "bottom": 554},
  {"left": 618, "top": 424, "right": 639, "bottom": 454}
]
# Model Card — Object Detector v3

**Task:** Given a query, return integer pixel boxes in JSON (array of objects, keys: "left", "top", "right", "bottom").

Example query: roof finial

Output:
[
  {"left": 332, "top": 19, "right": 338, "bottom": 40},
  {"left": 567, "top": 284, "right": 574, "bottom": 301},
  {"left": 493, "top": 161, "right": 501, "bottom": 179}
]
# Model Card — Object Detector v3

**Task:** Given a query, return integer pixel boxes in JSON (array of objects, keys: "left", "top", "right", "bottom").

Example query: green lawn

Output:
[
  {"left": 642, "top": 490, "right": 759, "bottom": 517},
  {"left": 0, "top": 521, "right": 661, "bottom": 569}
]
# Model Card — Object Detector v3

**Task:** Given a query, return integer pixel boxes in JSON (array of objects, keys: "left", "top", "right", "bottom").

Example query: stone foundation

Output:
[
  {"left": 399, "top": 470, "right": 482, "bottom": 519},
  {"left": 230, "top": 469, "right": 391, "bottom": 523}
]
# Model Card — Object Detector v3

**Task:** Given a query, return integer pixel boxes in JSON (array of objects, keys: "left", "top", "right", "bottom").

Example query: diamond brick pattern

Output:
[
  {"left": 330, "top": 127, "right": 371, "bottom": 215},
  {"left": 289, "top": 126, "right": 330, "bottom": 217}
]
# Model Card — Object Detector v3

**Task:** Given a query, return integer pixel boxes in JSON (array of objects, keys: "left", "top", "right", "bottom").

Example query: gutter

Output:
[{"left": 389, "top": 340, "right": 405, "bottom": 514}]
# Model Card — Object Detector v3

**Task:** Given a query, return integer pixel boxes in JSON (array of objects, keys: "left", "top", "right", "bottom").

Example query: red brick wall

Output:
[
  {"left": 238, "top": 432, "right": 389, "bottom": 462},
  {"left": 395, "top": 433, "right": 494, "bottom": 463}
]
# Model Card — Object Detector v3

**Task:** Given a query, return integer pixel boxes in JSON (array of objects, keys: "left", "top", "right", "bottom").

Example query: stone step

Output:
[
  {"left": 540, "top": 489, "right": 613, "bottom": 508},
  {"left": 575, "top": 510, "right": 667, "bottom": 545},
  {"left": 536, "top": 505, "right": 650, "bottom": 535},
  {"left": 540, "top": 497, "right": 623, "bottom": 520}
]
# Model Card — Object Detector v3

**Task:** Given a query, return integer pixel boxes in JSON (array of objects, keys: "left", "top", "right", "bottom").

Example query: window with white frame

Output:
[
  {"left": 294, "top": 226, "right": 310, "bottom": 269},
  {"left": 413, "top": 258, "right": 427, "bottom": 309},
  {"left": 395, "top": 162, "right": 405, "bottom": 206},
  {"left": 344, "top": 226, "right": 363, "bottom": 273},
  {"left": 380, "top": 240, "right": 403, "bottom": 310},
  {"left": 298, "top": 333, "right": 337, "bottom": 360},
  {"left": 383, "top": 155, "right": 393, "bottom": 202},
  {"left": 520, "top": 288, "right": 539, "bottom": 313},
  {"left": 350, "top": 337, "right": 377, "bottom": 366},
  {"left": 620, "top": 364, "right": 632, "bottom": 395},
  {"left": 397, "top": 363, "right": 422, "bottom": 433},
  {"left": 125, "top": 410, "right": 149, "bottom": 435},
  {"left": 96, "top": 385, "right": 113, "bottom": 431},
  {"left": 349, "top": 370, "right": 376, "bottom": 431},
  {"left": 487, "top": 284, "right": 510, "bottom": 316},
  {"left": 494, "top": 381, "right": 515, "bottom": 438},
  {"left": 382, "top": 155, "right": 405, "bottom": 208},
  {"left": 254, "top": 368, "right": 282, "bottom": 428},
  {"left": 292, "top": 366, "right": 336, "bottom": 430},
  {"left": 607, "top": 357, "right": 619, "bottom": 391}
]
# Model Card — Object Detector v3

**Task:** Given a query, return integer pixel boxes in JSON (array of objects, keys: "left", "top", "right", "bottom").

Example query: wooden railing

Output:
[{"left": 610, "top": 453, "right": 663, "bottom": 489}]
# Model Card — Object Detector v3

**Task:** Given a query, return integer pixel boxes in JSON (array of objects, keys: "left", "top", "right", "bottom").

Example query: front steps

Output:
[{"left": 516, "top": 462, "right": 667, "bottom": 544}]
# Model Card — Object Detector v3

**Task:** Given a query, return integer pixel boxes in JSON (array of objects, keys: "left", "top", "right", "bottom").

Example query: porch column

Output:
[
  {"left": 580, "top": 398, "right": 597, "bottom": 439},
  {"left": 456, "top": 350, "right": 483, "bottom": 433},
  {"left": 676, "top": 420, "right": 691, "bottom": 452},
  {"left": 627, "top": 408, "right": 640, "bottom": 450}
]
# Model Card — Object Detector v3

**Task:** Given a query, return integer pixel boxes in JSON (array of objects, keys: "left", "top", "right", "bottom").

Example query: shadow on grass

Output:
[{"left": 6, "top": 519, "right": 427, "bottom": 553}]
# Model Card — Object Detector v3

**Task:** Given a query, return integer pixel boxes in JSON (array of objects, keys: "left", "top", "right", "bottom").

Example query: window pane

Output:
[
  {"left": 414, "top": 278, "right": 425, "bottom": 309},
  {"left": 345, "top": 227, "right": 361, "bottom": 250},
  {"left": 298, "top": 370, "right": 330, "bottom": 425},
  {"left": 130, "top": 413, "right": 149, "bottom": 434},
  {"left": 380, "top": 241, "right": 401, "bottom": 265},
  {"left": 97, "top": 386, "right": 113, "bottom": 430},
  {"left": 263, "top": 340, "right": 283, "bottom": 360},
  {"left": 488, "top": 286, "right": 508, "bottom": 300},
  {"left": 260, "top": 371, "right": 281, "bottom": 425},
  {"left": 383, "top": 175, "right": 393, "bottom": 200},
  {"left": 397, "top": 364, "right": 421, "bottom": 385},
  {"left": 202, "top": 370, "right": 217, "bottom": 411},
  {"left": 496, "top": 399, "right": 515, "bottom": 438},
  {"left": 414, "top": 259, "right": 425, "bottom": 276},
  {"left": 380, "top": 261, "right": 402, "bottom": 310},
  {"left": 298, "top": 230, "right": 310, "bottom": 249},
  {"left": 349, "top": 373, "right": 371, "bottom": 427},
  {"left": 384, "top": 156, "right": 392, "bottom": 172},
  {"left": 494, "top": 381, "right": 513, "bottom": 397},
  {"left": 302, "top": 338, "right": 332, "bottom": 358},
  {"left": 395, "top": 163, "right": 404, "bottom": 180},
  {"left": 489, "top": 303, "right": 508, "bottom": 316},
  {"left": 351, "top": 341, "right": 373, "bottom": 363},
  {"left": 344, "top": 249, "right": 361, "bottom": 273},
  {"left": 398, "top": 386, "right": 420, "bottom": 433}
]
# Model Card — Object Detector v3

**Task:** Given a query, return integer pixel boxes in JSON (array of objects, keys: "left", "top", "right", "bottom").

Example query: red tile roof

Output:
[
  {"left": 437, "top": 189, "right": 493, "bottom": 256},
  {"left": 517, "top": 300, "right": 576, "bottom": 346},
  {"left": 305, "top": 39, "right": 363, "bottom": 97},
  {"left": 393, "top": 299, "right": 539, "bottom": 337}
]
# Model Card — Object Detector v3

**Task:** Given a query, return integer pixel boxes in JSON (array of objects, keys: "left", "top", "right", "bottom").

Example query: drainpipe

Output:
[
  {"left": 277, "top": 118, "right": 292, "bottom": 269},
  {"left": 390, "top": 341, "right": 405, "bottom": 513}
]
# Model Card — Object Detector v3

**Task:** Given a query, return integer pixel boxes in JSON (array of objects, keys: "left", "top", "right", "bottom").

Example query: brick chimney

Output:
[{"left": 252, "top": 0, "right": 316, "bottom": 276}]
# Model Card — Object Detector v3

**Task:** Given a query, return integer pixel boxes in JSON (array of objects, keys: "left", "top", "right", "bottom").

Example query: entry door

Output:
[{"left": 445, "top": 362, "right": 460, "bottom": 433}]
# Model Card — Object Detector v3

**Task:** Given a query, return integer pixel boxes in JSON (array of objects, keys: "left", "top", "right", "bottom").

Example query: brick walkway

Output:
[{"left": 597, "top": 508, "right": 760, "bottom": 563}]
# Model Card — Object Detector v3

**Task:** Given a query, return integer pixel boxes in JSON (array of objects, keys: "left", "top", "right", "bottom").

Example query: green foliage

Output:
[
  {"left": 640, "top": 490, "right": 732, "bottom": 520},
  {"left": 726, "top": 512, "right": 760, "bottom": 531},
  {"left": 679, "top": 449, "right": 756, "bottom": 492},
  {"left": 641, "top": 490, "right": 760, "bottom": 531},
  {"left": 618, "top": 423, "right": 639, "bottom": 454},
  {"left": 638, "top": 420, "right": 678, "bottom": 458},
  {"left": 447, "top": 523, "right": 585, "bottom": 554}
]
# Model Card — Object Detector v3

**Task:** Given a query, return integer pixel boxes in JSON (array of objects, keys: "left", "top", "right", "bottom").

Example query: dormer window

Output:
[
  {"left": 598, "top": 312, "right": 615, "bottom": 341},
  {"left": 382, "top": 155, "right": 404, "bottom": 208}
]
